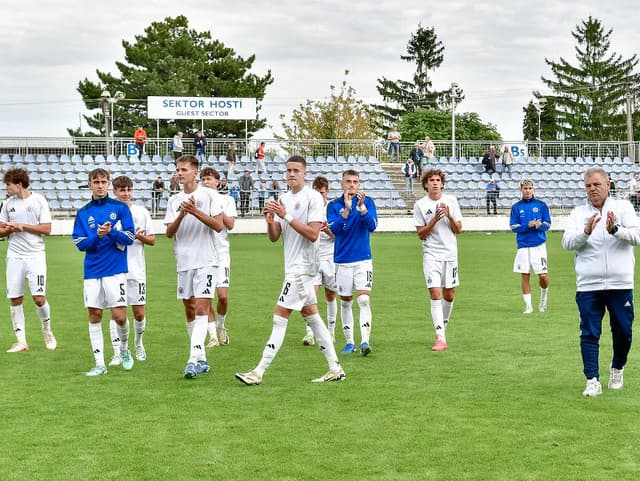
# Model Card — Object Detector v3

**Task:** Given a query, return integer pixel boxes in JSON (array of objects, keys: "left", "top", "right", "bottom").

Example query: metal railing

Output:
[{"left": 1, "top": 136, "right": 637, "bottom": 163}]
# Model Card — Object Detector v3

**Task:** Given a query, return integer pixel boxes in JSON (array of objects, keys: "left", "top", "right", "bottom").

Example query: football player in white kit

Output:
[
  {"left": 199, "top": 167, "right": 237, "bottom": 347},
  {"left": 108, "top": 176, "right": 156, "bottom": 365},
  {"left": 302, "top": 175, "right": 339, "bottom": 345},
  {"left": 165, "top": 155, "right": 224, "bottom": 379},
  {"left": 236, "top": 156, "right": 345, "bottom": 385},
  {"left": 0, "top": 168, "right": 56, "bottom": 352},
  {"left": 413, "top": 169, "right": 463, "bottom": 352}
]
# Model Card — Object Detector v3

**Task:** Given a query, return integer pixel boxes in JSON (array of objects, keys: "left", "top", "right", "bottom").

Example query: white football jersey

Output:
[
  {"left": 127, "top": 204, "right": 154, "bottom": 282},
  {"left": 413, "top": 193, "right": 462, "bottom": 261},
  {"left": 318, "top": 204, "right": 334, "bottom": 261},
  {"left": 211, "top": 192, "right": 237, "bottom": 264},
  {"left": 0, "top": 192, "right": 51, "bottom": 257},
  {"left": 164, "top": 186, "right": 223, "bottom": 272},
  {"left": 276, "top": 185, "right": 324, "bottom": 276}
]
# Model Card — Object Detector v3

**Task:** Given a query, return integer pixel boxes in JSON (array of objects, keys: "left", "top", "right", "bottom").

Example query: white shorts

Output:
[
  {"left": 84, "top": 273, "right": 127, "bottom": 309},
  {"left": 127, "top": 279, "right": 147, "bottom": 306},
  {"left": 177, "top": 266, "right": 217, "bottom": 300},
  {"left": 214, "top": 261, "right": 231, "bottom": 289},
  {"left": 276, "top": 274, "right": 317, "bottom": 311},
  {"left": 513, "top": 244, "right": 548, "bottom": 274},
  {"left": 335, "top": 260, "right": 373, "bottom": 296},
  {"left": 6, "top": 256, "right": 47, "bottom": 299},
  {"left": 313, "top": 259, "right": 337, "bottom": 291},
  {"left": 423, "top": 257, "right": 460, "bottom": 289}
]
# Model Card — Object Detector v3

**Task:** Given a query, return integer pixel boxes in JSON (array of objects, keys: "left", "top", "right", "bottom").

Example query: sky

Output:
[{"left": 0, "top": 0, "right": 637, "bottom": 141}]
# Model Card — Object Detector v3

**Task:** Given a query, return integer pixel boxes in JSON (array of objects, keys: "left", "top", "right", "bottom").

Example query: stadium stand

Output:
[{"left": 0, "top": 152, "right": 636, "bottom": 215}]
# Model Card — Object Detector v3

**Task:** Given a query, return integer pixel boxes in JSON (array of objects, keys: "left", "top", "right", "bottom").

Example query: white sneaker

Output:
[
  {"left": 312, "top": 368, "right": 346, "bottom": 383},
  {"left": 135, "top": 344, "right": 147, "bottom": 361},
  {"left": 7, "top": 342, "right": 29, "bottom": 353},
  {"left": 43, "top": 330, "right": 57, "bottom": 350},
  {"left": 539, "top": 301, "right": 547, "bottom": 312},
  {"left": 217, "top": 327, "right": 230, "bottom": 346},
  {"left": 523, "top": 306, "right": 533, "bottom": 314},
  {"left": 302, "top": 333, "right": 315, "bottom": 346},
  {"left": 583, "top": 377, "right": 602, "bottom": 397},
  {"left": 608, "top": 367, "right": 624, "bottom": 390},
  {"left": 206, "top": 337, "right": 219, "bottom": 348},
  {"left": 235, "top": 370, "right": 262, "bottom": 386},
  {"left": 109, "top": 354, "right": 122, "bottom": 366}
]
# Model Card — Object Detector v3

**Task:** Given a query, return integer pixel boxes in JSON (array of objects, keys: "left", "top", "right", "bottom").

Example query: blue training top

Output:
[
  {"left": 72, "top": 196, "right": 135, "bottom": 279},
  {"left": 327, "top": 195, "right": 378, "bottom": 263},
  {"left": 509, "top": 197, "right": 551, "bottom": 248}
]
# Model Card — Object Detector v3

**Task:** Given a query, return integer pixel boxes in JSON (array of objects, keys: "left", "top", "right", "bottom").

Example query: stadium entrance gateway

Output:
[{"left": 147, "top": 96, "right": 257, "bottom": 153}]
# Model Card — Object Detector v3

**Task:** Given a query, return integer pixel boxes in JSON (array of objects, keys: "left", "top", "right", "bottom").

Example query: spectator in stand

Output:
[
  {"left": 422, "top": 136, "right": 436, "bottom": 164},
  {"left": 502, "top": 146, "right": 513, "bottom": 174},
  {"left": 258, "top": 181, "right": 267, "bottom": 213},
  {"left": 255, "top": 142, "right": 266, "bottom": 174},
  {"left": 230, "top": 183, "right": 240, "bottom": 208},
  {"left": 486, "top": 177, "right": 500, "bottom": 215},
  {"left": 609, "top": 175, "right": 617, "bottom": 198},
  {"left": 227, "top": 142, "right": 237, "bottom": 174},
  {"left": 152, "top": 176, "right": 165, "bottom": 215},
  {"left": 629, "top": 173, "right": 640, "bottom": 210},
  {"left": 409, "top": 143, "right": 424, "bottom": 180},
  {"left": 194, "top": 131, "right": 206, "bottom": 164},
  {"left": 482, "top": 146, "right": 497, "bottom": 174},
  {"left": 270, "top": 179, "right": 282, "bottom": 201},
  {"left": 169, "top": 173, "right": 180, "bottom": 195},
  {"left": 402, "top": 158, "right": 417, "bottom": 194},
  {"left": 387, "top": 126, "right": 401, "bottom": 161},
  {"left": 172, "top": 131, "right": 183, "bottom": 160},
  {"left": 218, "top": 177, "right": 229, "bottom": 195},
  {"left": 134, "top": 126, "right": 147, "bottom": 157},
  {"left": 238, "top": 170, "right": 254, "bottom": 216}
]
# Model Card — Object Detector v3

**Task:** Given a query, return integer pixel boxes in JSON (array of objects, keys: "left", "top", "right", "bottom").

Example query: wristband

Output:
[
  {"left": 284, "top": 213, "right": 293, "bottom": 223},
  {"left": 357, "top": 204, "right": 366, "bottom": 212}
]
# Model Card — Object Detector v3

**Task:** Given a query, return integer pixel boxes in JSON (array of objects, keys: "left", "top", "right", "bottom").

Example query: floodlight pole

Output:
[
  {"left": 451, "top": 82, "right": 458, "bottom": 159},
  {"left": 101, "top": 91, "right": 111, "bottom": 156},
  {"left": 534, "top": 97, "right": 546, "bottom": 158}
]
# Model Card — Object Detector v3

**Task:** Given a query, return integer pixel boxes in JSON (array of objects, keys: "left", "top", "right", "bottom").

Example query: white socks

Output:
[
  {"left": 116, "top": 320, "right": 130, "bottom": 352},
  {"left": 10, "top": 304, "right": 26, "bottom": 344},
  {"left": 217, "top": 313, "right": 226, "bottom": 329},
  {"left": 36, "top": 301, "right": 51, "bottom": 332},
  {"left": 442, "top": 300, "right": 454, "bottom": 328},
  {"left": 540, "top": 288, "right": 548, "bottom": 310},
  {"left": 341, "top": 300, "right": 354, "bottom": 344},
  {"left": 109, "top": 319, "right": 121, "bottom": 355},
  {"left": 134, "top": 318, "right": 146, "bottom": 347},
  {"left": 89, "top": 322, "right": 105, "bottom": 367},
  {"left": 430, "top": 299, "right": 445, "bottom": 341},
  {"left": 189, "top": 315, "right": 208, "bottom": 363},
  {"left": 304, "top": 313, "right": 341, "bottom": 371},
  {"left": 255, "top": 315, "right": 288, "bottom": 377},
  {"left": 523, "top": 293, "right": 532, "bottom": 311},
  {"left": 326, "top": 298, "right": 337, "bottom": 334},
  {"left": 109, "top": 319, "right": 130, "bottom": 352},
  {"left": 357, "top": 294, "right": 372, "bottom": 344}
]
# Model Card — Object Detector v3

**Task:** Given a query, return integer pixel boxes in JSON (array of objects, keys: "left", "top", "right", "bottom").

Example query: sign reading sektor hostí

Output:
[{"left": 147, "top": 96, "right": 257, "bottom": 120}]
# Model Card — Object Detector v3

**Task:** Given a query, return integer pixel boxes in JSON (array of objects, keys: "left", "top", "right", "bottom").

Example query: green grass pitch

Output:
[{"left": 1, "top": 231, "right": 639, "bottom": 481}]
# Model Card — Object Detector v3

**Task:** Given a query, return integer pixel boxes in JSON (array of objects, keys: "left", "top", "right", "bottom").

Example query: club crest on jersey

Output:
[
  {"left": 532, "top": 207, "right": 539, "bottom": 213},
  {"left": 27, "top": 206, "right": 33, "bottom": 212},
  {"left": 110, "top": 212, "right": 117, "bottom": 220}
]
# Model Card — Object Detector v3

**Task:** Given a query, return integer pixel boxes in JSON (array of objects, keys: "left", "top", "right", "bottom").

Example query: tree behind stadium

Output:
[
  {"left": 535, "top": 16, "right": 640, "bottom": 141},
  {"left": 371, "top": 24, "right": 464, "bottom": 135},
  {"left": 69, "top": 15, "right": 274, "bottom": 139}
]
